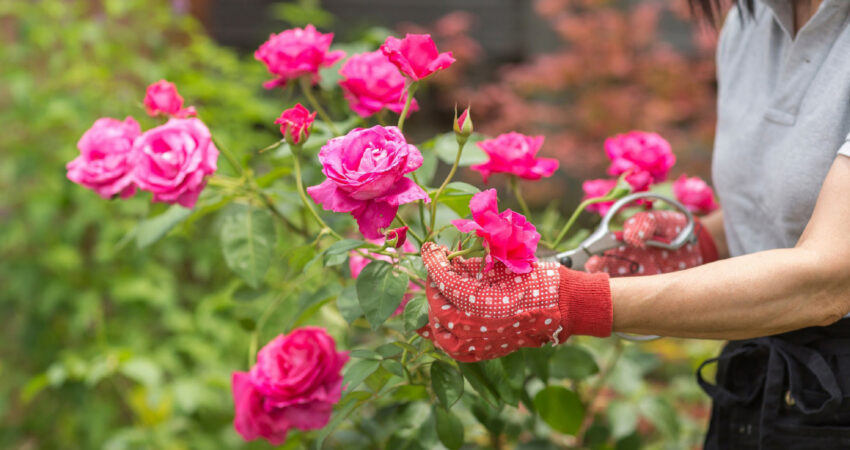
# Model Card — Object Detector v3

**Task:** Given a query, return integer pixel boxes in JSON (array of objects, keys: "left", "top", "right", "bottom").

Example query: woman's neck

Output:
[{"left": 793, "top": 0, "right": 824, "bottom": 36}]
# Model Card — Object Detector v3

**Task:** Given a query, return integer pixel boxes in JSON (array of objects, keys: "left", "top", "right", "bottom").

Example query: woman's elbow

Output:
[{"left": 800, "top": 247, "right": 850, "bottom": 327}]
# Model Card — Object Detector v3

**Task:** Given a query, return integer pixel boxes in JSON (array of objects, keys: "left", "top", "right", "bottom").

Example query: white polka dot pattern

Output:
[
  {"left": 416, "top": 243, "right": 566, "bottom": 362},
  {"left": 585, "top": 211, "right": 712, "bottom": 277}
]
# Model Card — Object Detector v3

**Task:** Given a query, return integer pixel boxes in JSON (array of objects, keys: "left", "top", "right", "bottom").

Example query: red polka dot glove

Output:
[
  {"left": 417, "top": 243, "right": 612, "bottom": 362},
  {"left": 584, "top": 211, "right": 719, "bottom": 276}
]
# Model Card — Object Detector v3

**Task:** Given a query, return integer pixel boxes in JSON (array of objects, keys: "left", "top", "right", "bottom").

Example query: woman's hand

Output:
[
  {"left": 418, "top": 242, "right": 612, "bottom": 362},
  {"left": 585, "top": 211, "right": 719, "bottom": 276}
]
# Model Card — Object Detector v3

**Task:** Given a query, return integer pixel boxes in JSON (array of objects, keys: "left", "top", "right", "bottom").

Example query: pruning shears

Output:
[{"left": 548, "top": 191, "right": 698, "bottom": 342}]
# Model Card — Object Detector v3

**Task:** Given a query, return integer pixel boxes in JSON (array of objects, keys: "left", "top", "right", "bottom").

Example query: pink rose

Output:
[
  {"left": 255, "top": 25, "right": 346, "bottom": 89},
  {"left": 349, "top": 237, "right": 418, "bottom": 316},
  {"left": 275, "top": 103, "right": 316, "bottom": 145},
  {"left": 143, "top": 80, "right": 196, "bottom": 118},
  {"left": 67, "top": 117, "right": 140, "bottom": 199},
  {"left": 338, "top": 50, "right": 419, "bottom": 118},
  {"left": 132, "top": 118, "right": 219, "bottom": 208},
  {"left": 306, "top": 126, "right": 430, "bottom": 239},
  {"left": 232, "top": 327, "right": 348, "bottom": 445},
  {"left": 673, "top": 174, "right": 719, "bottom": 214},
  {"left": 582, "top": 178, "right": 617, "bottom": 216},
  {"left": 471, "top": 132, "right": 559, "bottom": 183},
  {"left": 605, "top": 131, "right": 675, "bottom": 190},
  {"left": 380, "top": 34, "right": 456, "bottom": 81},
  {"left": 452, "top": 189, "right": 540, "bottom": 274}
]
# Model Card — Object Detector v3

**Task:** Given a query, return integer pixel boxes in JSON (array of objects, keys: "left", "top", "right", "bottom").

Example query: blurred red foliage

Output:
[{"left": 405, "top": 1, "right": 719, "bottom": 207}]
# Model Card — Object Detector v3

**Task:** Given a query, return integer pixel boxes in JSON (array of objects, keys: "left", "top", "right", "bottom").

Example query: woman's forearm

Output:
[{"left": 610, "top": 246, "right": 849, "bottom": 340}]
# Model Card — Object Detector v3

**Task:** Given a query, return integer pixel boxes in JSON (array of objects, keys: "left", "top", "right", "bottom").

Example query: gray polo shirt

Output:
[{"left": 712, "top": 0, "right": 850, "bottom": 257}]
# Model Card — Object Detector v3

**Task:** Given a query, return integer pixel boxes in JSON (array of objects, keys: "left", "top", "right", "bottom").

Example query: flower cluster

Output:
[
  {"left": 66, "top": 81, "right": 218, "bottom": 208},
  {"left": 232, "top": 328, "right": 348, "bottom": 445}
]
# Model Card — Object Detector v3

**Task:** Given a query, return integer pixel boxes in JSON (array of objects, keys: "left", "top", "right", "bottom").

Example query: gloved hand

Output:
[
  {"left": 584, "top": 210, "right": 719, "bottom": 276},
  {"left": 418, "top": 242, "right": 612, "bottom": 362}
]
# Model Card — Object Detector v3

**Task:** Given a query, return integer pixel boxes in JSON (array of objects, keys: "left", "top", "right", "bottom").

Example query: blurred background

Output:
[{"left": 1, "top": 0, "right": 720, "bottom": 448}]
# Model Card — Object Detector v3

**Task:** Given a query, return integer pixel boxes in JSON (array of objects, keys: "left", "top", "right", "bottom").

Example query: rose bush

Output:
[{"left": 62, "top": 21, "right": 720, "bottom": 450}]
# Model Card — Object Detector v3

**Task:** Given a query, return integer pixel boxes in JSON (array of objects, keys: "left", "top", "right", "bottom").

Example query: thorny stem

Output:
[
  {"left": 299, "top": 77, "right": 340, "bottom": 136},
  {"left": 212, "top": 136, "right": 244, "bottom": 177}
]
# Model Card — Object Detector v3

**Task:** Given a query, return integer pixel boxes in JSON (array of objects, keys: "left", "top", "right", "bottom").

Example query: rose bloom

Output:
[
  {"left": 143, "top": 80, "right": 196, "bottom": 118},
  {"left": 275, "top": 103, "right": 316, "bottom": 145},
  {"left": 605, "top": 131, "right": 675, "bottom": 189},
  {"left": 582, "top": 178, "right": 617, "bottom": 216},
  {"left": 307, "top": 125, "right": 430, "bottom": 239},
  {"left": 452, "top": 189, "right": 540, "bottom": 274},
  {"left": 380, "top": 34, "right": 456, "bottom": 81},
  {"left": 471, "top": 132, "right": 559, "bottom": 183},
  {"left": 232, "top": 327, "right": 348, "bottom": 445},
  {"left": 673, "top": 174, "right": 719, "bottom": 214},
  {"left": 338, "top": 50, "right": 418, "bottom": 118},
  {"left": 349, "top": 235, "right": 418, "bottom": 316},
  {"left": 132, "top": 118, "right": 219, "bottom": 208},
  {"left": 67, "top": 117, "right": 140, "bottom": 199},
  {"left": 255, "top": 24, "right": 346, "bottom": 89}
]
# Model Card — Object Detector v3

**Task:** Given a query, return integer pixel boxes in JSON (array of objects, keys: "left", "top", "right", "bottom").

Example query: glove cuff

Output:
[
  {"left": 557, "top": 267, "right": 612, "bottom": 338},
  {"left": 695, "top": 217, "right": 719, "bottom": 264}
]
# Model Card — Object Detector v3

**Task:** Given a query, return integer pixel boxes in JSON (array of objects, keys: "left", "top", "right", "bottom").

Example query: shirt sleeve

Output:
[{"left": 838, "top": 132, "right": 850, "bottom": 157}]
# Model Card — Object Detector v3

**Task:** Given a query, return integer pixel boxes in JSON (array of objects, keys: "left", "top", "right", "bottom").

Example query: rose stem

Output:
[
  {"left": 509, "top": 175, "right": 532, "bottom": 220},
  {"left": 299, "top": 77, "right": 340, "bottom": 136},
  {"left": 291, "top": 144, "right": 343, "bottom": 240},
  {"left": 429, "top": 138, "right": 467, "bottom": 238},
  {"left": 211, "top": 135, "right": 244, "bottom": 177},
  {"left": 550, "top": 194, "right": 623, "bottom": 248},
  {"left": 396, "top": 81, "right": 418, "bottom": 133}
]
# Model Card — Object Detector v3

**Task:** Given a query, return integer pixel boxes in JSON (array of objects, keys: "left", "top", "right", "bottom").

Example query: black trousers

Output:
[{"left": 700, "top": 320, "right": 850, "bottom": 449}]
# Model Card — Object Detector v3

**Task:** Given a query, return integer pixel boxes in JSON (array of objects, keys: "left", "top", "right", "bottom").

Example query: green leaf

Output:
[
  {"left": 638, "top": 396, "right": 680, "bottom": 436},
  {"left": 291, "top": 283, "right": 342, "bottom": 327},
  {"left": 136, "top": 204, "right": 192, "bottom": 248},
  {"left": 349, "top": 349, "right": 382, "bottom": 360},
  {"left": 356, "top": 260, "right": 409, "bottom": 329},
  {"left": 336, "top": 284, "right": 363, "bottom": 324},
  {"left": 608, "top": 401, "right": 639, "bottom": 439},
  {"left": 434, "top": 182, "right": 481, "bottom": 218},
  {"left": 434, "top": 406, "right": 464, "bottom": 450},
  {"left": 220, "top": 204, "right": 275, "bottom": 288},
  {"left": 431, "top": 361, "right": 464, "bottom": 408},
  {"left": 482, "top": 359, "right": 518, "bottom": 406},
  {"left": 376, "top": 343, "right": 403, "bottom": 358},
  {"left": 342, "top": 359, "right": 380, "bottom": 392},
  {"left": 392, "top": 385, "right": 429, "bottom": 402},
  {"left": 324, "top": 239, "right": 367, "bottom": 267},
  {"left": 364, "top": 365, "right": 392, "bottom": 392},
  {"left": 550, "top": 345, "right": 599, "bottom": 380},
  {"left": 500, "top": 351, "right": 526, "bottom": 389},
  {"left": 403, "top": 294, "right": 429, "bottom": 333},
  {"left": 382, "top": 359, "right": 405, "bottom": 378},
  {"left": 418, "top": 147, "right": 439, "bottom": 186},
  {"left": 459, "top": 362, "right": 500, "bottom": 407},
  {"left": 238, "top": 317, "right": 256, "bottom": 331},
  {"left": 522, "top": 346, "right": 555, "bottom": 382},
  {"left": 533, "top": 386, "right": 584, "bottom": 435}
]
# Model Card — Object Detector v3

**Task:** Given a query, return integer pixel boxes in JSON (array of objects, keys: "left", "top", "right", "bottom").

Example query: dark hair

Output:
[{"left": 688, "top": 0, "right": 752, "bottom": 22}]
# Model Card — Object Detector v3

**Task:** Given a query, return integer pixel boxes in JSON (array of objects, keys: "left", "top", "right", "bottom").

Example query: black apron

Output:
[{"left": 700, "top": 320, "right": 850, "bottom": 449}]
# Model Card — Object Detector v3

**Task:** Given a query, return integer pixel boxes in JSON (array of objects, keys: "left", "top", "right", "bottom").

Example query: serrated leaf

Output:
[
  {"left": 533, "top": 386, "right": 584, "bottom": 435},
  {"left": 349, "top": 349, "right": 382, "bottom": 360},
  {"left": 336, "top": 284, "right": 363, "bottom": 324},
  {"left": 459, "top": 362, "right": 500, "bottom": 407},
  {"left": 376, "top": 343, "right": 403, "bottom": 358},
  {"left": 356, "top": 260, "right": 408, "bottom": 329},
  {"left": 342, "top": 359, "right": 380, "bottom": 392},
  {"left": 323, "top": 239, "right": 368, "bottom": 267},
  {"left": 382, "top": 359, "right": 405, "bottom": 378},
  {"left": 403, "top": 294, "right": 429, "bottom": 332},
  {"left": 482, "top": 359, "right": 518, "bottom": 406},
  {"left": 431, "top": 361, "right": 464, "bottom": 408},
  {"left": 434, "top": 407, "right": 464, "bottom": 450},
  {"left": 220, "top": 204, "right": 275, "bottom": 288},
  {"left": 136, "top": 204, "right": 192, "bottom": 248},
  {"left": 550, "top": 345, "right": 599, "bottom": 380}
]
